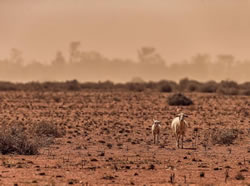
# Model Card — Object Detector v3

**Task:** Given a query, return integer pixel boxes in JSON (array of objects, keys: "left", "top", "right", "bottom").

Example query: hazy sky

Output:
[{"left": 1, "top": 0, "right": 250, "bottom": 64}]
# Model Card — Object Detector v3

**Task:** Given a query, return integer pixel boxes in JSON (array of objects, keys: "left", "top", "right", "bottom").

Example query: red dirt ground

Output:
[{"left": 0, "top": 90, "right": 249, "bottom": 185}]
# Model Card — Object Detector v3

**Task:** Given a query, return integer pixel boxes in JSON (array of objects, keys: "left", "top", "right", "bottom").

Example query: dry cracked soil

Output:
[{"left": 0, "top": 90, "right": 249, "bottom": 185}]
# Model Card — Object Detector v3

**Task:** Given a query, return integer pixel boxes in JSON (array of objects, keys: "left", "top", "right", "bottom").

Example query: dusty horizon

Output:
[
  {"left": 1, "top": 0, "right": 250, "bottom": 83},
  {"left": 1, "top": 0, "right": 250, "bottom": 63}
]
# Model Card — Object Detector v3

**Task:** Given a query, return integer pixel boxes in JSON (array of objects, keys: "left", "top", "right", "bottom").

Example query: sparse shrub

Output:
[
  {"left": 0, "top": 81, "right": 18, "bottom": 91},
  {"left": 0, "top": 124, "right": 39, "bottom": 155},
  {"left": 42, "top": 82, "right": 64, "bottom": 91},
  {"left": 80, "top": 82, "right": 98, "bottom": 89},
  {"left": 239, "top": 82, "right": 250, "bottom": 96},
  {"left": 160, "top": 83, "right": 172, "bottom": 92},
  {"left": 187, "top": 80, "right": 201, "bottom": 92},
  {"left": 168, "top": 93, "right": 193, "bottom": 106},
  {"left": 126, "top": 82, "right": 146, "bottom": 92},
  {"left": 239, "top": 82, "right": 250, "bottom": 89},
  {"left": 145, "top": 81, "right": 158, "bottom": 89},
  {"left": 32, "top": 121, "right": 65, "bottom": 138},
  {"left": 241, "top": 89, "right": 250, "bottom": 96},
  {"left": 178, "top": 78, "right": 202, "bottom": 92},
  {"left": 159, "top": 80, "right": 175, "bottom": 92},
  {"left": 23, "top": 82, "right": 44, "bottom": 91},
  {"left": 235, "top": 172, "right": 245, "bottom": 180},
  {"left": 199, "top": 81, "right": 218, "bottom": 93},
  {"left": 98, "top": 81, "right": 114, "bottom": 89},
  {"left": 211, "top": 128, "right": 239, "bottom": 145},
  {"left": 179, "top": 78, "right": 190, "bottom": 91},
  {"left": 66, "top": 80, "right": 81, "bottom": 91},
  {"left": 217, "top": 81, "right": 239, "bottom": 95}
]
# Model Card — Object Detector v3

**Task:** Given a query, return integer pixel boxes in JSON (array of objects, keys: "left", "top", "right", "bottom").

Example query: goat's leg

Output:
[
  {"left": 176, "top": 135, "right": 180, "bottom": 148},
  {"left": 181, "top": 135, "right": 184, "bottom": 149},
  {"left": 174, "top": 134, "right": 178, "bottom": 148},
  {"left": 157, "top": 133, "right": 160, "bottom": 144}
]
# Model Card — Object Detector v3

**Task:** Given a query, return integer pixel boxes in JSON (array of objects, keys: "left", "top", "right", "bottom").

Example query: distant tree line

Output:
[
  {"left": 0, "top": 42, "right": 250, "bottom": 83},
  {"left": 0, "top": 79, "right": 249, "bottom": 96}
]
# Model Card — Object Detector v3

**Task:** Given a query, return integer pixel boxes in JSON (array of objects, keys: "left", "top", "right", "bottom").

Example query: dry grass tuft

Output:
[
  {"left": 0, "top": 123, "right": 39, "bottom": 155},
  {"left": 211, "top": 129, "right": 239, "bottom": 145}
]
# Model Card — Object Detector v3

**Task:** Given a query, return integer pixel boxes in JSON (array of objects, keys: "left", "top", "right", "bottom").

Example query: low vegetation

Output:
[
  {"left": 167, "top": 93, "right": 193, "bottom": 106},
  {"left": 0, "top": 121, "right": 65, "bottom": 155},
  {"left": 32, "top": 121, "right": 65, "bottom": 138},
  {"left": 0, "top": 78, "right": 249, "bottom": 96},
  {"left": 211, "top": 128, "right": 239, "bottom": 145},
  {"left": 0, "top": 123, "right": 39, "bottom": 155}
]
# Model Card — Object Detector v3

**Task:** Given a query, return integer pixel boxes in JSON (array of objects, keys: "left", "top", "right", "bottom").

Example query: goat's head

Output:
[
  {"left": 178, "top": 113, "right": 188, "bottom": 121},
  {"left": 153, "top": 119, "right": 161, "bottom": 125}
]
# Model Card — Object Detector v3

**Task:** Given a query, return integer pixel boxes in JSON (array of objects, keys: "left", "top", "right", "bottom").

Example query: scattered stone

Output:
[{"left": 200, "top": 172, "right": 205, "bottom": 177}]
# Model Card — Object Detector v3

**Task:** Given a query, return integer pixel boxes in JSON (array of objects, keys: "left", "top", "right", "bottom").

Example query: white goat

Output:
[
  {"left": 171, "top": 113, "right": 189, "bottom": 148},
  {"left": 152, "top": 119, "right": 161, "bottom": 144}
]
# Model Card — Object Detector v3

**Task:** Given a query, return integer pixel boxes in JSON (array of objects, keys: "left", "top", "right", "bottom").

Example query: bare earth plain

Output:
[{"left": 0, "top": 90, "right": 249, "bottom": 186}]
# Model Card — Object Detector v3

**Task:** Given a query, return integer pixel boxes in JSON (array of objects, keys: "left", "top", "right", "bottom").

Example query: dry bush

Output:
[
  {"left": 167, "top": 93, "right": 193, "bottom": 106},
  {"left": 158, "top": 80, "right": 177, "bottom": 93},
  {"left": 187, "top": 81, "right": 202, "bottom": 92},
  {"left": 0, "top": 123, "right": 39, "bottom": 155},
  {"left": 31, "top": 121, "right": 65, "bottom": 138},
  {"left": 0, "top": 81, "right": 18, "bottom": 91},
  {"left": 80, "top": 82, "right": 99, "bottom": 89},
  {"left": 217, "top": 81, "right": 239, "bottom": 95},
  {"left": 199, "top": 81, "right": 218, "bottom": 93},
  {"left": 241, "top": 89, "right": 250, "bottom": 96},
  {"left": 125, "top": 82, "right": 146, "bottom": 92},
  {"left": 66, "top": 80, "right": 81, "bottom": 91},
  {"left": 239, "top": 82, "right": 250, "bottom": 96},
  {"left": 42, "top": 82, "right": 65, "bottom": 91},
  {"left": 98, "top": 81, "right": 115, "bottom": 89},
  {"left": 2, "top": 79, "right": 250, "bottom": 95},
  {"left": 235, "top": 172, "right": 245, "bottom": 180},
  {"left": 160, "top": 83, "right": 172, "bottom": 92},
  {"left": 179, "top": 78, "right": 190, "bottom": 91},
  {"left": 211, "top": 128, "right": 239, "bottom": 145},
  {"left": 145, "top": 81, "right": 158, "bottom": 89},
  {"left": 178, "top": 78, "right": 202, "bottom": 92},
  {"left": 23, "top": 82, "right": 44, "bottom": 91}
]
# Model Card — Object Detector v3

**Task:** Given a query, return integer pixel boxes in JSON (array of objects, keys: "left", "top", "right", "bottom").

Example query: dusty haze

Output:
[{"left": 1, "top": 0, "right": 250, "bottom": 82}]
